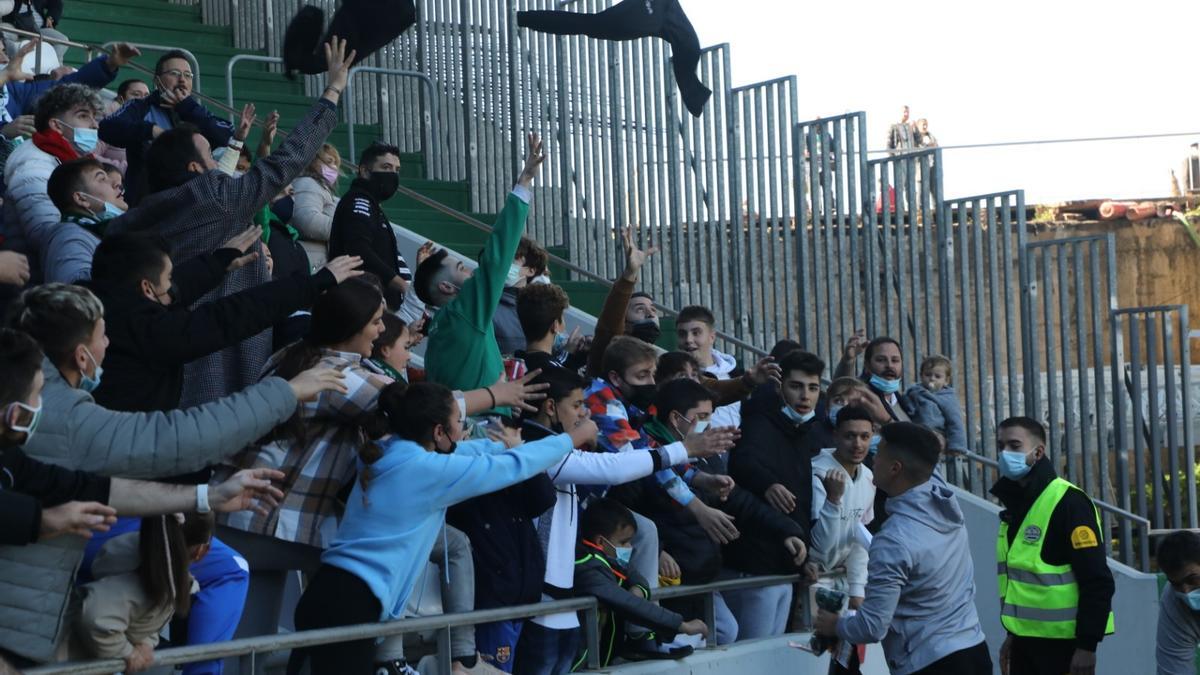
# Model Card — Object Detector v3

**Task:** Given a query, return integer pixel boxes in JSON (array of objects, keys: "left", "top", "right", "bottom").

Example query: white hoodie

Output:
[
  {"left": 702, "top": 349, "right": 742, "bottom": 428},
  {"left": 810, "top": 449, "right": 875, "bottom": 597}
]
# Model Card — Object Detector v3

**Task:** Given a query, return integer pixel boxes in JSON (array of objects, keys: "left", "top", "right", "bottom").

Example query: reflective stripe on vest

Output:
[{"left": 996, "top": 477, "right": 1115, "bottom": 639}]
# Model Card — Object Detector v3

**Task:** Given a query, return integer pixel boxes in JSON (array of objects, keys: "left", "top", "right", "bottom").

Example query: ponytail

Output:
[
  {"left": 138, "top": 513, "right": 212, "bottom": 617},
  {"left": 357, "top": 381, "right": 454, "bottom": 500}
]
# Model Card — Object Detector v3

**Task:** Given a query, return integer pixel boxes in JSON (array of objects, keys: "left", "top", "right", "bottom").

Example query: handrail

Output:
[
  {"left": 345, "top": 65, "right": 440, "bottom": 180},
  {"left": 27, "top": 574, "right": 799, "bottom": 675},
  {"left": 224, "top": 53, "right": 283, "bottom": 122},
  {"left": 102, "top": 42, "right": 201, "bottom": 93}
]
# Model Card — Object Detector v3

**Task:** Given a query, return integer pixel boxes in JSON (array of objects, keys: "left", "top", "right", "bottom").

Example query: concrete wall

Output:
[
  {"left": 603, "top": 637, "right": 890, "bottom": 675},
  {"left": 956, "top": 488, "right": 1160, "bottom": 675}
]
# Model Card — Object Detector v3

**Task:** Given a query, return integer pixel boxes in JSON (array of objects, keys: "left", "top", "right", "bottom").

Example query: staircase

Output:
[{"left": 57, "top": 0, "right": 616, "bottom": 319}]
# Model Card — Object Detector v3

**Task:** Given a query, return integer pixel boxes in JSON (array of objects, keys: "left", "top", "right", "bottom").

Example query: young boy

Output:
[
  {"left": 674, "top": 305, "right": 738, "bottom": 380},
  {"left": 574, "top": 498, "right": 708, "bottom": 667},
  {"left": 904, "top": 355, "right": 967, "bottom": 455}
]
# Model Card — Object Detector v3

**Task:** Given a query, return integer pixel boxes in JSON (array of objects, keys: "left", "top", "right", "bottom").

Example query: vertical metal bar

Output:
[
  {"left": 1041, "top": 249, "right": 1058, "bottom": 460},
  {"left": 582, "top": 604, "right": 601, "bottom": 668},
  {"left": 1147, "top": 315, "right": 1165, "bottom": 528},
  {"left": 1112, "top": 309, "right": 1133, "bottom": 564},
  {"left": 1163, "top": 310, "right": 1182, "bottom": 530},
  {"left": 1055, "top": 244, "right": 1076, "bottom": 482},
  {"left": 1088, "top": 240, "right": 1110, "bottom": 504},
  {"left": 703, "top": 593, "right": 718, "bottom": 650},
  {"left": 986, "top": 198, "right": 1004, "bottom": 441},
  {"left": 1181, "top": 305, "right": 1197, "bottom": 528},
  {"left": 1131, "top": 315, "right": 1147, "bottom": 521},
  {"left": 862, "top": 163, "right": 879, "bottom": 341},
  {"left": 972, "top": 200, "right": 987, "bottom": 454},
  {"left": 437, "top": 627, "right": 453, "bottom": 675},
  {"left": 1071, "top": 243, "right": 1091, "bottom": 493},
  {"left": 794, "top": 123, "right": 811, "bottom": 347},
  {"left": 957, "top": 200, "right": 976, "bottom": 458}
]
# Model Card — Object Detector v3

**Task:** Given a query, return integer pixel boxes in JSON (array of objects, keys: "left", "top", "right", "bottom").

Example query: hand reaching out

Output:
[
  {"left": 320, "top": 255, "right": 364, "bottom": 283},
  {"left": 220, "top": 225, "right": 264, "bottom": 271},
  {"left": 743, "top": 357, "right": 782, "bottom": 387},
  {"left": 107, "top": 42, "right": 142, "bottom": 69},
  {"left": 209, "top": 468, "right": 286, "bottom": 515},
  {"left": 486, "top": 423, "right": 522, "bottom": 449},
  {"left": 620, "top": 225, "right": 658, "bottom": 281},
  {"left": 2, "top": 40, "right": 38, "bottom": 85},
  {"left": 415, "top": 241, "right": 436, "bottom": 264},
  {"left": 518, "top": 132, "right": 544, "bottom": 186},
  {"left": 39, "top": 501, "right": 117, "bottom": 540},
  {"left": 488, "top": 369, "right": 549, "bottom": 412},
  {"left": 682, "top": 424, "right": 739, "bottom": 459},
  {"left": 323, "top": 36, "right": 356, "bottom": 96},
  {"left": 235, "top": 103, "right": 256, "bottom": 142},
  {"left": 843, "top": 329, "right": 868, "bottom": 361},
  {"left": 288, "top": 366, "right": 348, "bottom": 402}
]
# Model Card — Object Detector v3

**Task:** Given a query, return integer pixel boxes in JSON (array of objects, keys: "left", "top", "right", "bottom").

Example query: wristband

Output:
[
  {"left": 196, "top": 484, "right": 211, "bottom": 514},
  {"left": 323, "top": 85, "right": 342, "bottom": 95},
  {"left": 227, "top": 139, "right": 244, "bottom": 150},
  {"left": 484, "top": 386, "right": 496, "bottom": 409}
]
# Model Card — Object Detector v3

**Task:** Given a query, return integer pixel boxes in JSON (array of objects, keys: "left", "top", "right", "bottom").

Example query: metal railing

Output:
[
  {"left": 28, "top": 574, "right": 800, "bottom": 675},
  {"left": 344, "top": 66, "right": 440, "bottom": 177},
  {"left": 224, "top": 53, "right": 283, "bottom": 121}
]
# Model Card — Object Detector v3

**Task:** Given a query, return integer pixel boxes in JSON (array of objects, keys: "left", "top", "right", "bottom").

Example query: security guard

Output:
[{"left": 991, "top": 416, "right": 1114, "bottom": 675}]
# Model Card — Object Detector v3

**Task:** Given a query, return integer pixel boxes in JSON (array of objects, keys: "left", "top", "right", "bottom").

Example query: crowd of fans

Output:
[{"left": 0, "top": 22, "right": 1190, "bottom": 675}]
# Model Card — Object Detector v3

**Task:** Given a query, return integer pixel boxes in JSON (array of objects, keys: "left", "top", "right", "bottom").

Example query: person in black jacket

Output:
[
  {"left": 447, "top": 419, "right": 556, "bottom": 672},
  {"left": 87, "top": 230, "right": 362, "bottom": 416},
  {"left": 514, "top": 281, "right": 588, "bottom": 375},
  {"left": 327, "top": 141, "right": 412, "bottom": 309},
  {"left": 0, "top": 327, "right": 285, "bottom": 546},
  {"left": 725, "top": 349, "right": 828, "bottom": 639},
  {"left": 637, "top": 378, "right": 809, "bottom": 645},
  {"left": 574, "top": 497, "right": 708, "bottom": 667}
]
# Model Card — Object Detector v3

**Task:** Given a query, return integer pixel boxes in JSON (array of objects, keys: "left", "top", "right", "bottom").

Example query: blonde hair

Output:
[
  {"left": 919, "top": 354, "right": 953, "bottom": 380},
  {"left": 308, "top": 143, "right": 343, "bottom": 187},
  {"left": 827, "top": 376, "right": 872, "bottom": 401}
]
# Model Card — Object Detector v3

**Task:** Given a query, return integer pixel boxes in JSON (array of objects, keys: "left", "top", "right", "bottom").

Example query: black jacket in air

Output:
[
  {"left": 327, "top": 178, "right": 410, "bottom": 308},
  {"left": 0, "top": 446, "right": 111, "bottom": 546},
  {"left": 990, "top": 457, "right": 1115, "bottom": 652}
]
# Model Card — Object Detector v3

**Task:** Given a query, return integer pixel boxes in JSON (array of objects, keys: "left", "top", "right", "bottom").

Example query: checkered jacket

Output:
[
  {"left": 217, "top": 349, "right": 392, "bottom": 548},
  {"left": 107, "top": 99, "right": 340, "bottom": 406}
]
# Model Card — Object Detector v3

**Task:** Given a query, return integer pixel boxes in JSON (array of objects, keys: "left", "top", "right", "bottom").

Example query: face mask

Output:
[
  {"left": 532, "top": 274, "right": 551, "bottom": 285},
  {"left": 1183, "top": 589, "right": 1200, "bottom": 612},
  {"left": 367, "top": 171, "right": 400, "bottom": 201},
  {"left": 869, "top": 374, "right": 902, "bottom": 394},
  {"left": 998, "top": 450, "right": 1033, "bottom": 480},
  {"left": 80, "top": 193, "right": 124, "bottom": 220},
  {"left": 623, "top": 382, "right": 657, "bottom": 411},
  {"left": 319, "top": 164, "right": 339, "bottom": 186},
  {"left": 827, "top": 403, "right": 844, "bottom": 425},
  {"left": 6, "top": 400, "right": 42, "bottom": 440},
  {"left": 271, "top": 195, "right": 295, "bottom": 224},
  {"left": 869, "top": 434, "right": 881, "bottom": 455},
  {"left": 781, "top": 405, "right": 815, "bottom": 425},
  {"left": 80, "top": 346, "right": 103, "bottom": 393},
  {"left": 675, "top": 414, "right": 709, "bottom": 440},
  {"left": 551, "top": 331, "right": 569, "bottom": 359},
  {"left": 505, "top": 263, "right": 524, "bottom": 288},
  {"left": 613, "top": 544, "right": 633, "bottom": 566},
  {"left": 630, "top": 319, "right": 661, "bottom": 345},
  {"left": 62, "top": 123, "right": 98, "bottom": 153}
]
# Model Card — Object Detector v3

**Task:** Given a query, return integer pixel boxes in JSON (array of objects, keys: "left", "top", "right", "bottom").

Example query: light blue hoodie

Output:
[
  {"left": 321, "top": 433, "right": 574, "bottom": 621},
  {"left": 836, "top": 478, "right": 985, "bottom": 675}
]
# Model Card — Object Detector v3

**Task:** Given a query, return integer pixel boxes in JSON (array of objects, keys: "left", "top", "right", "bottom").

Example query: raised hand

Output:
[
  {"left": 210, "top": 468, "right": 286, "bottom": 515},
  {"left": 518, "top": 132, "right": 544, "bottom": 186},
  {"left": 2, "top": 40, "right": 38, "bottom": 84},
  {"left": 322, "top": 36, "right": 356, "bottom": 97},
  {"left": 235, "top": 103, "right": 257, "bottom": 142},
  {"left": 743, "top": 356, "right": 782, "bottom": 387},
  {"left": 822, "top": 468, "right": 847, "bottom": 505},
  {"left": 488, "top": 368, "right": 550, "bottom": 412},
  {"left": 843, "top": 329, "right": 868, "bottom": 361},
  {"left": 415, "top": 240, "right": 436, "bottom": 264},
  {"left": 620, "top": 225, "right": 658, "bottom": 282},
  {"left": 261, "top": 110, "right": 280, "bottom": 147},
  {"left": 320, "top": 255, "right": 364, "bottom": 283},
  {"left": 107, "top": 42, "right": 142, "bottom": 69},
  {"left": 220, "top": 225, "right": 263, "bottom": 271}
]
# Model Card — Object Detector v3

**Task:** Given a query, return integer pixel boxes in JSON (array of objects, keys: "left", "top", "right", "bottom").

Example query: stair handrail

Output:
[{"left": 344, "top": 65, "right": 440, "bottom": 181}]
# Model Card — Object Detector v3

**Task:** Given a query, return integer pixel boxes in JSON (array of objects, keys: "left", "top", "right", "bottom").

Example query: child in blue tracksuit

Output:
[
  {"left": 287, "top": 381, "right": 593, "bottom": 675},
  {"left": 904, "top": 355, "right": 967, "bottom": 455}
]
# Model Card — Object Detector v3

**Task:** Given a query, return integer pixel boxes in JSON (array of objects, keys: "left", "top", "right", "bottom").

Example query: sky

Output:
[{"left": 686, "top": 0, "right": 1200, "bottom": 204}]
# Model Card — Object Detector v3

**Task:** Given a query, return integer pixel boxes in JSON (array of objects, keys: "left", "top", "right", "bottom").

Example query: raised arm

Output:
[{"left": 587, "top": 226, "right": 655, "bottom": 377}]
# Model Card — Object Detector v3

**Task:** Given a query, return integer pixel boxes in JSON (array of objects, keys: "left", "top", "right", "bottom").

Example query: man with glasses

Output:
[{"left": 99, "top": 49, "right": 234, "bottom": 205}]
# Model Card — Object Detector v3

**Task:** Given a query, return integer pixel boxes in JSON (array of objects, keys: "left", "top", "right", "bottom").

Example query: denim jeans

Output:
[{"left": 512, "top": 623, "right": 581, "bottom": 675}]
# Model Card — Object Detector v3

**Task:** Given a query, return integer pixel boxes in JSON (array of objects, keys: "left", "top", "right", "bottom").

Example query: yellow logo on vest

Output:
[
  {"left": 1022, "top": 525, "right": 1042, "bottom": 544},
  {"left": 1071, "top": 526, "right": 1099, "bottom": 549}
]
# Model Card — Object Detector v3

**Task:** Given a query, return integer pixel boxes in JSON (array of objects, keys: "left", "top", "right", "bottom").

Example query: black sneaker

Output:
[{"left": 374, "top": 659, "right": 420, "bottom": 675}]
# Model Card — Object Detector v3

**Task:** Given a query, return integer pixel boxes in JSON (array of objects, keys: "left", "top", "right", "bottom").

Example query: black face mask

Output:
[
  {"left": 623, "top": 383, "right": 657, "bottom": 411},
  {"left": 271, "top": 195, "right": 295, "bottom": 224},
  {"left": 630, "top": 319, "right": 661, "bottom": 345},
  {"left": 367, "top": 171, "right": 400, "bottom": 202}
]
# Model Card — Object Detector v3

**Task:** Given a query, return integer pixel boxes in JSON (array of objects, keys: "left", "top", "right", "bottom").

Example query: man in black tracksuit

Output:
[
  {"left": 725, "top": 350, "right": 830, "bottom": 638},
  {"left": 991, "top": 417, "right": 1114, "bottom": 675},
  {"left": 327, "top": 141, "right": 412, "bottom": 309}
]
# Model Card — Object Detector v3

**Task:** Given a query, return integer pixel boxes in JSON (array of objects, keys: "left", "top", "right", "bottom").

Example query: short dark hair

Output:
[
  {"left": 770, "top": 339, "right": 803, "bottom": 362},
  {"left": 879, "top": 422, "right": 942, "bottom": 480},
  {"left": 676, "top": 305, "right": 715, "bottom": 328},
  {"left": 517, "top": 283, "right": 570, "bottom": 343},
  {"left": 630, "top": 291, "right": 654, "bottom": 303},
  {"left": 154, "top": 50, "right": 192, "bottom": 75},
  {"left": 413, "top": 248, "right": 450, "bottom": 306},
  {"left": 999, "top": 417, "right": 1047, "bottom": 445},
  {"left": 834, "top": 404, "right": 874, "bottom": 429},
  {"left": 1158, "top": 531, "right": 1200, "bottom": 576},
  {"left": 580, "top": 497, "right": 636, "bottom": 543},
  {"left": 371, "top": 314, "right": 408, "bottom": 360},
  {"left": 780, "top": 350, "right": 825, "bottom": 379},
  {"left": 0, "top": 329, "right": 44, "bottom": 409},
  {"left": 531, "top": 365, "right": 587, "bottom": 405},
  {"left": 145, "top": 122, "right": 206, "bottom": 193},
  {"left": 654, "top": 378, "right": 714, "bottom": 424},
  {"left": 359, "top": 141, "right": 401, "bottom": 169},
  {"left": 10, "top": 284, "right": 105, "bottom": 366},
  {"left": 602, "top": 336, "right": 658, "bottom": 380},
  {"left": 516, "top": 237, "right": 549, "bottom": 276},
  {"left": 91, "top": 233, "right": 172, "bottom": 294},
  {"left": 47, "top": 158, "right": 105, "bottom": 214},
  {"left": 33, "top": 83, "right": 101, "bottom": 132},
  {"left": 864, "top": 336, "right": 902, "bottom": 363},
  {"left": 116, "top": 78, "right": 146, "bottom": 99},
  {"left": 655, "top": 351, "right": 700, "bottom": 383}
]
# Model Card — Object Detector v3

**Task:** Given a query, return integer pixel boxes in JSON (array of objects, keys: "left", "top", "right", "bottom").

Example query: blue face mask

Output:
[
  {"left": 505, "top": 263, "right": 524, "bottom": 288},
  {"left": 552, "top": 331, "right": 568, "bottom": 359},
  {"left": 80, "top": 193, "right": 124, "bottom": 220},
  {"left": 827, "top": 403, "right": 844, "bottom": 425},
  {"left": 80, "top": 346, "right": 103, "bottom": 393},
  {"left": 998, "top": 450, "right": 1033, "bottom": 480},
  {"left": 65, "top": 124, "right": 99, "bottom": 154},
  {"left": 1183, "top": 589, "right": 1200, "bottom": 612},
  {"left": 613, "top": 545, "right": 633, "bottom": 567},
  {"left": 781, "top": 405, "right": 815, "bottom": 425},
  {"left": 869, "top": 374, "right": 902, "bottom": 394},
  {"left": 869, "top": 434, "right": 881, "bottom": 454}
]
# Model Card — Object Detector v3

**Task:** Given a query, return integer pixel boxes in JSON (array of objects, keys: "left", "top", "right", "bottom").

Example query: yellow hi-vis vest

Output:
[{"left": 996, "top": 477, "right": 1115, "bottom": 639}]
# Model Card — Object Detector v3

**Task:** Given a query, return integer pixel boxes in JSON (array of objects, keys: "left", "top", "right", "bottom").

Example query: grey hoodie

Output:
[{"left": 836, "top": 479, "right": 985, "bottom": 675}]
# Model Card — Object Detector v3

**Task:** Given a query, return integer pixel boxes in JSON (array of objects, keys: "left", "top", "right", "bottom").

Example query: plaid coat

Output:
[
  {"left": 107, "top": 98, "right": 340, "bottom": 406},
  {"left": 217, "top": 349, "right": 392, "bottom": 548}
]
